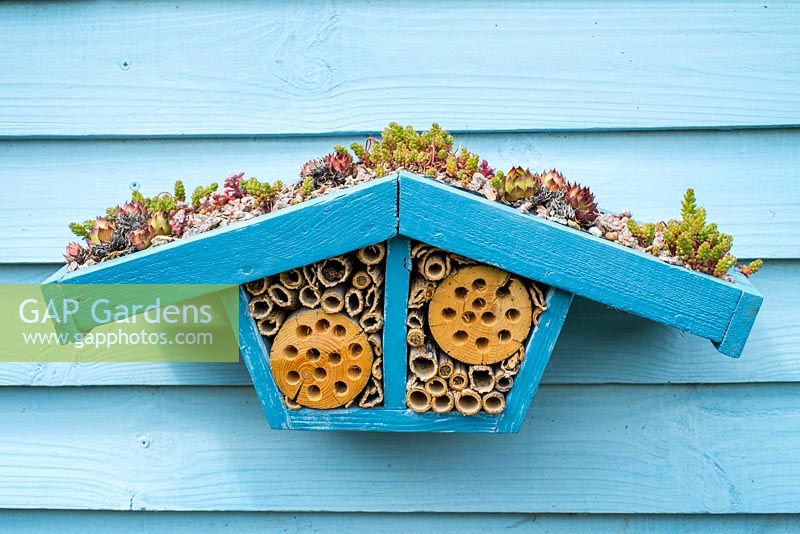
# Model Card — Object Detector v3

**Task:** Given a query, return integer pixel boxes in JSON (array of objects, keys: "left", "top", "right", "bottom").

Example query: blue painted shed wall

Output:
[{"left": 1, "top": 0, "right": 798, "bottom": 531}]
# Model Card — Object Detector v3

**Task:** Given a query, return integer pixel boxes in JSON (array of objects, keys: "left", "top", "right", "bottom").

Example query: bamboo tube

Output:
[
  {"left": 317, "top": 256, "right": 354, "bottom": 287},
  {"left": 409, "top": 341, "right": 438, "bottom": 381},
  {"left": 367, "top": 264, "right": 384, "bottom": 287},
  {"left": 245, "top": 277, "right": 269, "bottom": 296},
  {"left": 437, "top": 353, "right": 455, "bottom": 379},
  {"left": 420, "top": 250, "right": 451, "bottom": 282},
  {"left": 431, "top": 391, "right": 455, "bottom": 414},
  {"left": 528, "top": 283, "right": 547, "bottom": 310},
  {"left": 279, "top": 269, "right": 304, "bottom": 290},
  {"left": 351, "top": 270, "right": 372, "bottom": 290},
  {"left": 411, "top": 242, "right": 433, "bottom": 259},
  {"left": 449, "top": 253, "right": 476, "bottom": 266},
  {"left": 482, "top": 391, "right": 506, "bottom": 415},
  {"left": 408, "top": 275, "right": 435, "bottom": 308},
  {"left": 371, "top": 357, "right": 383, "bottom": 380},
  {"left": 284, "top": 395, "right": 302, "bottom": 410},
  {"left": 298, "top": 284, "right": 322, "bottom": 308},
  {"left": 363, "top": 286, "right": 377, "bottom": 312},
  {"left": 319, "top": 285, "right": 346, "bottom": 314},
  {"left": 368, "top": 333, "right": 383, "bottom": 357},
  {"left": 448, "top": 361, "right": 469, "bottom": 391},
  {"left": 357, "top": 243, "right": 386, "bottom": 265},
  {"left": 424, "top": 376, "right": 447, "bottom": 397},
  {"left": 359, "top": 311, "right": 384, "bottom": 334},
  {"left": 494, "top": 369, "right": 515, "bottom": 393},
  {"left": 406, "top": 328, "right": 425, "bottom": 348},
  {"left": 268, "top": 283, "right": 298, "bottom": 309},
  {"left": 248, "top": 294, "right": 273, "bottom": 320},
  {"left": 455, "top": 389, "right": 482, "bottom": 416},
  {"left": 406, "top": 308, "right": 424, "bottom": 330},
  {"left": 469, "top": 364, "right": 495, "bottom": 393},
  {"left": 368, "top": 294, "right": 383, "bottom": 314},
  {"left": 359, "top": 377, "right": 384, "bottom": 408},
  {"left": 344, "top": 287, "right": 365, "bottom": 317},
  {"left": 257, "top": 309, "right": 286, "bottom": 337},
  {"left": 406, "top": 377, "right": 431, "bottom": 413},
  {"left": 302, "top": 264, "right": 318, "bottom": 286}
]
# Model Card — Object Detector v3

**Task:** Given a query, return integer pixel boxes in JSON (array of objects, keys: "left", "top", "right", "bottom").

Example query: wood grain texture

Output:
[
  {"left": 400, "top": 173, "right": 761, "bottom": 357},
  {"left": 1, "top": 384, "right": 800, "bottom": 512},
  {"left": 2, "top": 511, "right": 799, "bottom": 533},
  {"left": 4, "top": 128, "right": 795, "bottom": 262},
  {"left": 52, "top": 176, "right": 398, "bottom": 285},
  {"left": 1, "top": 1, "right": 798, "bottom": 136},
  {"left": 382, "top": 237, "right": 412, "bottom": 408},
  {"left": 3, "top": 260, "right": 795, "bottom": 386}
]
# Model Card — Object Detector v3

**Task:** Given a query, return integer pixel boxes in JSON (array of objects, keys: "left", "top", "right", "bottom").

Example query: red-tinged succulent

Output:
[
  {"left": 89, "top": 217, "right": 115, "bottom": 245},
  {"left": 564, "top": 182, "right": 599, "bottom": 226},
  {"left": 169, "top": 205, "right": 192, "bottom": 237},
  {"left": 223, "top": 172, "right": 245, "bottom": 200},
  {"left": 324, "top": 151, "right": 353, "bottom": 174},
  {"left": 120, "top": 201, "right": 147, "bottom": 217},
  {"left": 63, "top": 242, "right": 84, "bottom": 262},
  {"left": 478, "top": 159, "right": 495, "bottom": 179},
  {"left": 130, "top": 228, "right": 153, "bottom": 250},
  {"left": 540, "top": 169, "right": 566, "bottom": 192},
  {"left": 500, "top": 166, "right": 536, "bottom": 202},
  {"left": 148, "top": 211, "right": 171, "bottom": 236}
]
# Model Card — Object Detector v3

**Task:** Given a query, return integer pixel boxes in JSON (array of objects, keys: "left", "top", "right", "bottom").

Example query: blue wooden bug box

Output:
[{"left": 43, "top": 172, "right": 763, "bottom": 433}]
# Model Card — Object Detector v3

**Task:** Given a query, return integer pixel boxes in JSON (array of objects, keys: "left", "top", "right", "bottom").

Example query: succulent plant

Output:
[
  {"left": 539, "top": 169, "right": 566, "bottom": 192},
  {"left": 174, "top": 180, "right": 186, "bottom": 202},
  {"left": 478, "top": 159, "right": 495, "bottom": 179},
  {"left": 148, "top": 211, "right": 171, "bottom": 237},
  {"left": 120, "top": 201, "right": 147, "bottom": 217},
  {"left": 563, "top": 182, "right": 599, "bottom": 226},
  {"left": 68, "top": 220, "right": 94, "bottom": 239},
  {"left": 129, "top": 228, "right": 153, "bottom": 250},
  {"left": 191, "top": 183, "right": 219, "bottom": 210},
  {"left": 500, "top": 166, "right": 536, "bottom": 203},
  {"left": 738, "top": 259, "right": 763, "bottom": 277},
  {"left": 324, "top": 150, "right": 353, "bottom": 174},
  {"left": 240, "top": 177, "right": 282, "bottom": 208},
  {"left": 223, "top": 172, "right": 245, "bottom": 201},
  {"left": 63, "top": 242, "right": 85, "bottom": 263},
  {"left": 88, "top": 217, "right": 115, "bottom": 245}
]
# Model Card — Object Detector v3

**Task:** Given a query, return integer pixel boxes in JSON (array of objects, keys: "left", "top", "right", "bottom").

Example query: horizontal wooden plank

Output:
[
  {"left": 51, "top": 176, "right": 397, "bottom": 285},
  {"left": 4, "top": 128, "right": 796, "bottom": 263},
  {"left": 1, "top": 383, "right": 799, "bottom": 512},
  {"left": 1, "top": 260, "right": 795, "bottom": 385},
  {"left": 399, "top": 173, "right": 760, "bottom": 356},
  {"left": 1, "top": 511, "right": 799, "bottom": 533},
  {"left": 1, "top": 1, "right": 798, "bottom": 136}
]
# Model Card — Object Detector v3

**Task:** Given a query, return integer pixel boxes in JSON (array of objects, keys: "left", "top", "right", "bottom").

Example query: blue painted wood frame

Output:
[
  {"left": 237, "top": 240, "right": 573, "bottom": 432},
  {"left": 397, "top": 172, "right": 762, "bottom": 357}
]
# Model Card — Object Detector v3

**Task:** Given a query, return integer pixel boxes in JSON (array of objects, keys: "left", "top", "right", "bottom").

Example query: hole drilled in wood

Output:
[
  {"left": 329, "top": 352, "right": 342, "bottom": 365},
  {"left": 315, "top": 318, "right": 330, "bottom": 331},
  {"left": 475, "top": 337, "right": 489, "bottom": 351},
  {"left": 307, "top": 385, "right": 322, "bottom": 401},
  {"left": 454, "top": 287, "right": 468, "bottom": 300},
  {"left": 462, "top": 311, "right": 476, "bottom": 323},
  {"left": 453, "top": 330, "right": 469, "bottom": 344},
  {"left": 297, "top": 324, "right": 312, "bottom": 337},
  {"left": 286, "top": 370, "right": 301, "bottom": 385},
  {"left": 283, "top": 345, "right": 298, "bottom": 359},
  {"left": 472, "top": 278, "right": 487, "bottom": 290},
  {"left": 442, "top": 307, "right": 457, "bottom": 320},
  {"left": 306, "top": 347, "right": 321, "bottom": 361},
  {"left": 498, "top": 329, "right": 511, "bottom": 343},
  {"left": 480, "top": 311, "right": 496, "bottom": 326},
  {"left": 349, "top": 343, "right": 364, "bottom": 358},
  {"left": 332, "top": 325, "right": 347, "bottom": 337},
  {"left": 314, "top": 367, "right": 327, "bottom": 380},
  {"left": 348, "top": 365, "right": 362, "bottom": 379},
  {"left": 334, "top": 381, "right": 348, "bottom": 395},
  {"left": 505, "top": 308, "right": 520, "bottom": 322}
]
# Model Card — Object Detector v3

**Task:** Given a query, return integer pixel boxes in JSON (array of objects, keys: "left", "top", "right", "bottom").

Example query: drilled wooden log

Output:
[
  {"left": 368, "top": 333, "right": 383, "bottom": 357},
  {"left": 279, "top": 268, "right": 305, "bottom": 290},
  {"left": 320, "top": 285, "right": 346, "bottom": 314},
  {"left": 437, "top": 353, "right": 455, "bottom": 379},
  {"left": 359, "top": 310, "right": 384, "bottom": 334},
  {"left": 317, "top": 256, "right": 354, "bottom": 288},
  {"left": 482, "top": 391, "right": 506, "bottom": 415},
  {"left": 351, "top": 270, "right": 372, "bottom": 290},
  {"left": 494, "top": 369, "right": 515, "bottom": 392},
  {"left": 406, "top": 308, "right": 425, "bottom": 330},
  {"left": 358, "top": 376, "right": 384, "bottom": 408},
  {"left": 298, "top": 284, "right": 322, "bottom": 308},
  {"left": 257, "top": 309, "right": 287, "bottom": 337},
  {"left": 344, "top": 287, "right": 365, "bottom": 317},
  {"left": 428, "top": 265, "right": 533, "bottom": 365},
  {"left": 357, "top": 243, "right": 386, "bottom": 266},
  {"left": 245, "top": 277, "right": 270, "bottom": 297},
  {"left": 431, "top": 391, "right": 455, "bottom": 414},
  {"left": 406, "top": 377, "right": 431, "bottom": 413},
  {"left": 406, "top": 328, "right": 425, "bottom": 348},
  {"left": 270, "top": 309, "right": 373, "bottom": 409},
  {"left": 248, "top": 294, "right": 274, "bottom": 320},
  {"left": 371, "top": 357, "right": 383, "bottom": 380},
  {"left": 268, "top": 282, "right": 299, "bottom": 309},
  {"left": 409, "top": 341, "right": 438, "bottom": 381},
  {"left": 424, "top": 376, "right": 448, "bottom": 397},
  {"left": 469, "top": 364, "right": 495, "bottom": 393},
  {"left": 455, "top": 388, "right": 482, "bottom": 416},
  {"left": 448, "top": 361, "right": 469, "bottom": 391},
  {"left": 408, "top": 275, "right": 436, "bottom": 309},
  {"left": 420, "top": 250, "right": 451, "bottom": 282}
]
